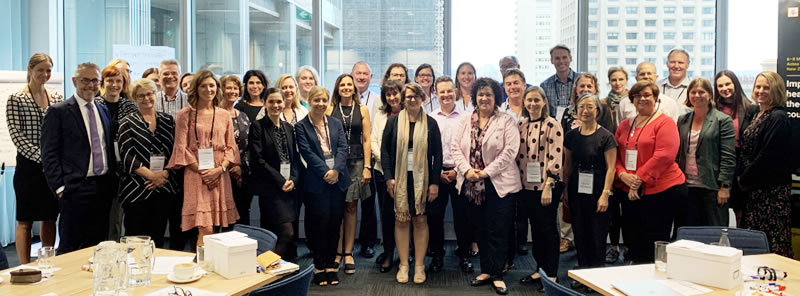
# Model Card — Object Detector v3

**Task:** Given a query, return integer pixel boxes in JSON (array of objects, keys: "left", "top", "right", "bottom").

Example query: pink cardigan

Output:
[{"left": 450, "top": 111, "right": 522, "bottom": 198}]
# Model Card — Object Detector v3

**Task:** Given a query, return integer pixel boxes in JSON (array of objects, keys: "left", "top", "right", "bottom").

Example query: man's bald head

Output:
[{"left": 636, "top": 62, "right": 659, "bottom": 83}]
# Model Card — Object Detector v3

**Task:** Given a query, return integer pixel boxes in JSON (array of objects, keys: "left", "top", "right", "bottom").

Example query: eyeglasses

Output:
[
  {"left": 632, "top": 93, "right": 654, "bottom": 100},
  {"left": 168, "top": 286, "right": 193, "bottom": 296},
  {"left": 417, "top": 74, "right": 433, "bottom": 78},
  {"left": 577, "top": 105, "right": 596, "bottom": 111},
  {"left": 77, "top": 78, "right": 101, "bottom": 85},
  {"left": 390, "top": 73, "right": 406, "bottom": 78},
  {"left": 405, "top": 95, "right": 420, "bottom": 101}
]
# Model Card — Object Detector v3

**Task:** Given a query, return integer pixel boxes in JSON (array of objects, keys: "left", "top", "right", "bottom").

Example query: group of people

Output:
[{"left": 7, "top": 43, "right": 794, "bottom": 295}]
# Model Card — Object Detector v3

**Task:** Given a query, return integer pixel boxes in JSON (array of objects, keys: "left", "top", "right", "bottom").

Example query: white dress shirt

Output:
[
  {"left": 658, "top": 77, "right": 692, "bottom": 115},
  {"left": 360, "top": 89, "right": 380, "bottom": 118},
  {"left": 75, "top": 94, "right": 109, "bottom": 177}
]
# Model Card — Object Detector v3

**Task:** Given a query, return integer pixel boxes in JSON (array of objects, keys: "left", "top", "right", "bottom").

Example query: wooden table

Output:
[
  {"left": 568, "top": 254, "right": 800, "bottom": 296},
  {"left": 0, "top": 247, "right": 282, "bottom": 296}
]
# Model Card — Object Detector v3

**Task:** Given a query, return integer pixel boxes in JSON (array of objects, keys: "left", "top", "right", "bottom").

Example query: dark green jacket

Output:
[{"left": 676, "top": 108, "right": 736, "bottom": 191}]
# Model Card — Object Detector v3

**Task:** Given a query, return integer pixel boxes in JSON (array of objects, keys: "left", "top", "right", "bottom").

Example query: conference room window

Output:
[
  {"left": 627, "top": 20, "right": 638, "bottom": 27},
  {"left": 194, "top": 0, "right": 242, "bottom": 74},
  {"left": 683, "top": 19, "right": 695, "bottom": 26}
]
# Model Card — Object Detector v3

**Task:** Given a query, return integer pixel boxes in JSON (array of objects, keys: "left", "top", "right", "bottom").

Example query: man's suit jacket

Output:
[
  {"left": 295, "top": 115, "right": 351, "bottom": 194},
  {"left": 248, "top": 117, "right": 302, "bottom": 196},
  {"left": 41, "top": 95, "right": 115, "bottom": 196}
]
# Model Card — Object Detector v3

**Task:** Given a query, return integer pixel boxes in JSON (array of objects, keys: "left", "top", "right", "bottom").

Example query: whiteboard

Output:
[{"left": 0, "top": 71, "right": 65, "bottom": 167}]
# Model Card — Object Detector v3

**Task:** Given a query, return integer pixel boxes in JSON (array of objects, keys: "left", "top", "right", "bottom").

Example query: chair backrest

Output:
[
  {"left": 675, "top": 226, "right": 770, "bottom": 255},
  {"left": 0, "top": 249, "right": 8, "bottom": 270},
  {"left": 233, "top": 224, "right": 278, "bottom": 254},
  {"left": 246, "top": 264, "right": 314, "bottom": 296},
  {"left": 540, "top": 268, "right": 585, "bottom": 296}
]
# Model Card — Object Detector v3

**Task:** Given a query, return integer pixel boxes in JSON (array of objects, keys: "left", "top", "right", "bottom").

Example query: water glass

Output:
[
  {"left": 197, "top": 245, "right": 213, "bottom": 272},
  {"left": 38, "top": 246, "right": 56, "bottom": 278},
  {"left": 121, "top": 235, "right": 155, "bottom": 287},
  {"left": 654, "top": 241, "right": 669, "bottom": 272}
]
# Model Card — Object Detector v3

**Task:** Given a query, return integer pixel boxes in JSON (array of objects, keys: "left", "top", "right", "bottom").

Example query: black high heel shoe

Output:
[
  {"left": 379, "top": 253, "right": 394, "bottom": 273},
  {"left": 343, "top": 253, "right": 356, "bottom": 274},
  {"left": 313, "top": 270, "right": 328, "bottom": 286}
]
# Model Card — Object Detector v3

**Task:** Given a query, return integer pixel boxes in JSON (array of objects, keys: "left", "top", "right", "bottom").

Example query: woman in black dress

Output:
[
  {"left": 7, "top": 53, "right": 62, "bottom": 263},
  {"left": 249, "top": 88, "right": 301, "bottom": 261},
  {"left": 563, "top": 94, "right": 617, "bottom": 270},
  {"left": 738, "top": 72, "right": 793, "bottom": 257},
  {"left": 236, "top": 70, "right": 269, "bottom": 122}
]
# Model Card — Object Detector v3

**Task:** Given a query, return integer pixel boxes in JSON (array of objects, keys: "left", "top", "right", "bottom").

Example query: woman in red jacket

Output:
[{"left": 613, "top": 80, "right": 687, "bottom": 264}]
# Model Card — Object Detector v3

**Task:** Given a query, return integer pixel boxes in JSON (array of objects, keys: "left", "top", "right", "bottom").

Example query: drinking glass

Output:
[
  {"left": 654, "top": 241, "right": 669, "bottom": 272},
  {"left": 121, "top": 235, "right": 155, "bottom": 287},
  {"left": 197, "top": 245, "right": 213, "bottom": 272},
  {"left": 38, "top": 246, "right": 56, "bottom": 278}
]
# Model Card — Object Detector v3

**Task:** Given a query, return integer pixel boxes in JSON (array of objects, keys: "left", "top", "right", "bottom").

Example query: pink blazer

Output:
[{"left": 450, "top": 111, "right": 522, "bottom": 198}]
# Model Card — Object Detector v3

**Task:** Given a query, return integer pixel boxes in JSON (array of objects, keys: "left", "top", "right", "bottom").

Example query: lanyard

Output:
[
  {"left": 663, "top": 83, "right": 686, "bottom": 103},
  {"left": 194, "top": 108, "right": 216, "bottom": 147},
  {"left": 311, "top": 116, "right": 331, "bottom": 152},
  {"left": 626, "top": 111, "right": 656, "bottom": 149}
]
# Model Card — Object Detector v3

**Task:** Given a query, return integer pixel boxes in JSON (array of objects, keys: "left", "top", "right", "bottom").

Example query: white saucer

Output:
[{"left": 167, "top": 270, "right": 204, "bottom": 283}]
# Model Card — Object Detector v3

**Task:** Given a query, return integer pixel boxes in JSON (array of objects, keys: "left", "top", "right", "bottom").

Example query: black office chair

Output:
[
  {"left": 233, "top": 224, "right": 278, "bottom": 254},
  {"left": 246, "top": 264, "right": 314, "bottom": 296},
  {"left": 675, "top": 226, "right": 770, "bottom": 255},
  {"left": 540, "top": 268, "right": 585, "bottom": 296}
]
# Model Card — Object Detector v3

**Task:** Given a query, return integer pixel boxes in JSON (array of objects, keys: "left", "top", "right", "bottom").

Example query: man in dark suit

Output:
[{"left": 42, "top": 62, "right": 116, "bottom": 254}]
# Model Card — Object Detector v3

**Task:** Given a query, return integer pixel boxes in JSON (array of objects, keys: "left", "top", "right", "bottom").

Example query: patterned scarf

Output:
[
  {"left": 606, "top": 90, "right": 627, "bottom": 109},
  {"left": 466, "top": 110, "right": 492, "bottom": 205},
  {"left": 394, "top": 109, "right": 429, "bottom": 222}
]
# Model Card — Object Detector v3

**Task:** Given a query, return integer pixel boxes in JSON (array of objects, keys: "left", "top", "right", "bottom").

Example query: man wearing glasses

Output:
[{"left": 42, "top": 62, "right": 116, "bottom": 254}]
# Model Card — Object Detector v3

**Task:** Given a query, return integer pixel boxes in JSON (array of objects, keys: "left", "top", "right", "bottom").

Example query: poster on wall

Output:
[
  {"left": 112, "top": 45, "right": 175, "bottom": 80},
  {"left": 778, "top": 0, "right": 800, "bottom": 170}
]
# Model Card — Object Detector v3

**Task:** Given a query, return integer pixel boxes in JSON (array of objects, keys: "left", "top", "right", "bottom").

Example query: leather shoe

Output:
[
  {"left": 360, "top": 245, "right": 375, "bottom": 258},
  {"left": 519, "top": 274, "right": 542, "bottom": 285},
  {"left": 470, "top": 277, "right": 491, "bottom": 286},
  {"left": 516, "top": 243, "right": 528, "bottom": 255},
  {"left": 429, "top": 256, "right": 444, "bottom": 273},
  {"left": 460, "top": 257, "right": 474, "bottom": 273},
  {"left": 492, "top": 281, "right": 509, "bottom": 295}
]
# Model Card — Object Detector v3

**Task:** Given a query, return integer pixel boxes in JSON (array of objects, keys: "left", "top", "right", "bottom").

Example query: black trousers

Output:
[
  {"left": 608, "top": 190, "right": 622, "bottom": 245},
  {"left": 168, "top": 171, "right": 194, "bottom": 251},
  {"left": 470, "top": 181, "right": 514, "bottom": 279},
  {"left": 453, "top": 183, "right": 476, "bottom": 258},
  {"left": 569, "top": 191, "right": 611, "bottom": 268},
  {"left": 427, "top": 170, "right": 457, "bottom": 257},
  {"left": 232, "top": 179, "right": 252, "bottom": 225},
  {"left": 306, "top": 187, "right": 345, "bottom": 269},
  {"left": 518, "top": 189, "right": 561, "bottom": 276},
  {"left": 688, "top": 186, "right": 729, "bottom": 227},
  {"left": 620, "top": 183, "right": 686, "bottom": 263},
  {"left": 376, "top": 171, "right": 396, "bottom": 255},
  {"left": 123, "top": 192, "right": 171, "bottom": 248},
  {"left": 57, "top": 175, "right": 113, "bottom": 255},
  {"left": 358, "top": 168, "right": 379, "bottom": 247}
]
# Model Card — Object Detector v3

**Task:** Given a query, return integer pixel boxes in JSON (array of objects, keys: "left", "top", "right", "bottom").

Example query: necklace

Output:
[{"left": 338, "top": 102, "right": 356, "bottom": 153}]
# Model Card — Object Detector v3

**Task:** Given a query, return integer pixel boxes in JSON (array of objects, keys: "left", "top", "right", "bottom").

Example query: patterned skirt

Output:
[{"left": 742, "top": 183, "right": 794, "bottom": 258}]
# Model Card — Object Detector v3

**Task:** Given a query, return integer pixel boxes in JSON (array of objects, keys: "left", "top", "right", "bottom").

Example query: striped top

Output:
[
  {"left": 118, "top": 111, "right": 179, "bottom": 204},
  {"left": 6, "top": 89, "right": 63, "bottom": 162}
]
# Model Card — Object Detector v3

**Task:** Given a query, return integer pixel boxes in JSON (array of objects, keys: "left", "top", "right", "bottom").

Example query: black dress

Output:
[
  {"left": 248, "top": 117, "right": 301, "bottom": 226},
  {"left": 235, "top": 101, "right": 264, "bottom": 123}
]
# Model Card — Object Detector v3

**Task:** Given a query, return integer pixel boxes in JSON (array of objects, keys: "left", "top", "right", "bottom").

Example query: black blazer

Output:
[
  {"left": 380, "top": 114, "right": 443, "bottom": 185},
  {"left": 248, "top": 117, "right": 302, "bottom": 196},
  {"left": 41, "top": 96, "right": 115, "bottom": 195},
  {"left": 737, "top": 106, "right": 793, "bottom": 189},
  {"left": 295, "top": 115, "right": 351, "bottom": 194}
]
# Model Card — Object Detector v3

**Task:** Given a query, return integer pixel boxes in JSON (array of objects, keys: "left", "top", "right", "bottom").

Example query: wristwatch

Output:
[
  {"left": 545, "top": 182, "right": 555, "bottom": 189},
  {"left": 720, "top": 182, "right": 732, "bottom": 189},
  {"left": 364, "top": 163, "right": 372, "bottom": 169},
  {"left": 603, "top": 189, "right": 614, "bottom": 196}
]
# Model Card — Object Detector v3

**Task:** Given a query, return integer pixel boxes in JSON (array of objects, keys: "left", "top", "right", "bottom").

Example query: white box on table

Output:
[
  {"left": 203, "top": 231, "right": 257, "bottom": 279},
  {"left": 666, "top": 239, "right": 742, "bottom": 290}
]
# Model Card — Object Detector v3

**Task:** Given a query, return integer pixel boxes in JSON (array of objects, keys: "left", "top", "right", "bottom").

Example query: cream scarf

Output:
[{"left": 394, "top": 109, "right": 429, "bottom": 222}]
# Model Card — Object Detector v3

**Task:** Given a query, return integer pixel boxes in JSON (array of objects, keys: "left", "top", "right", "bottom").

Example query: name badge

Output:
[
  {"left": 198, "top": 147, "right": 214, "bottom": 170},
  {"left": 526, "top": 162, "right": 542, "bottom": 183},
  {"left": 407, "top": 148, "right": 414, "bottom": 171},
  {"left": 324, "top": 154, "right": 335, "bottom": 169},
  {"left": 625, "top": 149, "right": 638, "bottom": 171},
  {"left": 114, "top": 141, "right": 121, "bottom": 162},
  {"left": 280, "top": 162, "right": 291, "bottom": 180},
  {"left": 150, "top": 154, "right": 166, "bottom": 172},
  {"left": 578, "top": 171, "right": 593, "bottom": 194}
]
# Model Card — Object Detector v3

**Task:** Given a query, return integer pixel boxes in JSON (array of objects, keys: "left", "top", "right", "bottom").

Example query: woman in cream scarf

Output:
[{"left": 381, "top": 83, "right": 442, "bottom": 284}]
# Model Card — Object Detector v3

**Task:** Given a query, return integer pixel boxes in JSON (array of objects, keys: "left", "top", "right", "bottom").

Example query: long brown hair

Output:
[{"left": 187, "top": 70, "right": 223, "bottom": 107}]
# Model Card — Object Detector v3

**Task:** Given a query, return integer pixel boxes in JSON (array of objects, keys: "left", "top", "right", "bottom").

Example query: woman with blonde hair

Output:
[
  {"left": 295, "top": 66, "right": 320, "bottom": 109},
  {"left": 275, "top": 74, "right": 309, "bottom": 125},
  {"left": 167, "top": 70, "right": 240, "bottom": 249},
  {"left": 7, "top": 52, "right": 63, "bottom": 263}
]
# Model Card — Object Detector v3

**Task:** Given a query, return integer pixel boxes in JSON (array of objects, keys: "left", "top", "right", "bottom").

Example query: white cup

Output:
[{"left": 173, "top": 263, "right": 198, "bottom": 280}]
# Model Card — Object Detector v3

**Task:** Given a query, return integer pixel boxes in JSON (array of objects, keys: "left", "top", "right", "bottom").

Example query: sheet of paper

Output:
[
  {"left": 657, "top": 280, "right": 713, "bottom": 296},
  {"left": 152, "top": 256, "right": 195, "bottom": 274},
  {"left": 144, "top": 286, "right": 225, "bottom": 296}
]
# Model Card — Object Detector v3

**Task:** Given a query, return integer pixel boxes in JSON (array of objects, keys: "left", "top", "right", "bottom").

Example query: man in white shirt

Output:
[
  {"left": 657, "top": 49, "right": 692, "bottom": 114},
  {"left": 619, "top": 62, "right": 681, "bottom": 122},
  {"left": 352, "top": 61, "right": 380, "bottom": 118},
  {"left": 41, "top": 62, "right": 115, "bottom": 254},
  {"left": 155, "top": 59, "right": 189, "bottom": 119},
  {"left": 352, "top": 61, "right": 380, "bottom": 257}
]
